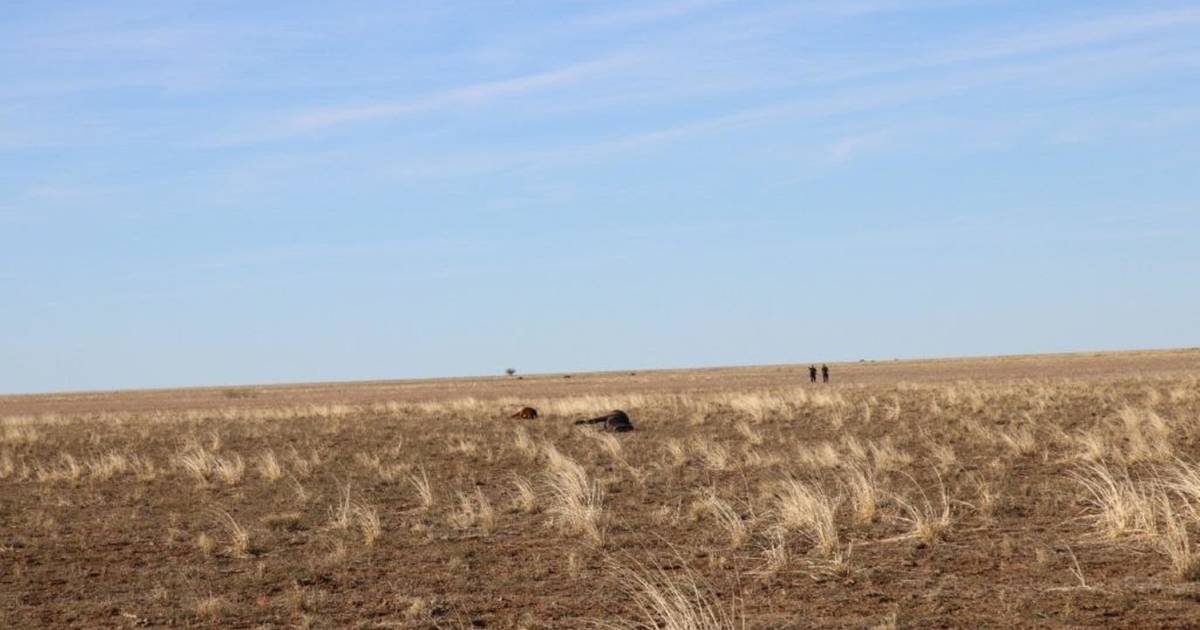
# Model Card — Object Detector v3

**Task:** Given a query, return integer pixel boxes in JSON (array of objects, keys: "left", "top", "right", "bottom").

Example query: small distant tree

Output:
[{"left": 505, "top": 368, "right": 517, "bottom": 377}]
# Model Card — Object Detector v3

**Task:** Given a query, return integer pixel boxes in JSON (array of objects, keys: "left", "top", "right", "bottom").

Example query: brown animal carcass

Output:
[{"left": 510, "top": 407, "right": 539, "bottom": 419}]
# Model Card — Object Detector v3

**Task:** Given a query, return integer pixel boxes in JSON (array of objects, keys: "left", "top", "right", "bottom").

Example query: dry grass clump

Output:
[
  {"left": 451, "top": 488, "right": 496, "bottom": 535},
  {"left": 34, "top": 453, "right": 82, "bottom": 482},
  {"left": 733, "top": 421, "right": 764, "bottom": 445},
  {"left": 0, "top": 449, "right": 16, "bottom": 479},
  {"left": 589, "top": 431, "right": 625, "bottom": 461},
  {"left": 868, "top": 438, "right": 913, "bottom": 473},
  {"left": 664, "top": 439, "right": 689, "bottom": 468},
  {"left": 510, "top": 473, "right": 538, "bottom": 513},
  {"left": 0, "top": 424, "right": 42, "bottom": 445},
  {"left": 85, "top": 451, "right": 129, "bottom": 480},
  {"left": 843, "top": 463, "right": 882, "bottom": 524},
  {"left": 214, "top": 509, "right": 253, "bottom": 558},
  {"left": 998, "top": 426, "right": 1038, "bottom": 457},
  {"left": 795, "top": 442, "right": 840, "bottom": 470},
  {"left": 1117, "top": 406, "right": 1173, "bottom": 463},
  {"left": 1072, "top": 462, "right": 1160, "bottom": 539},
  {"left": 193, "top": 593, "right": 230, "bottom": 619},
  {"left": 327, "top": 484, "right": 384, "bottom": 544},
  {"left": 512, "top": 426, "right": 539, "bottom": 460},
  {"left": 1159, "top": 498, "right": 1200, "bottom": 581},
  {"left": 543, "top": 444, "right": 605, "bottom": 545},
  {"left": 408, "top": 467, "right": 434, "bottom": 509},
  {"left": 694, "top": 493, "right": 748, "bottom": 549},
  {"left": 893, "top": 474, "right": 953, "bottom": 544},
  {"left": 175, "top": 446, "right": 244, "bottom": 486},
  {"left": 593, "top": 560, "right": 742, "bottom": 630},
  {"left": 255, "top": 449, "right": 284, "bottom": 481},
  {"left": 774, "top": 479, "right": 840, "bottom": 556},
  {"left": 690, "top": 437, "right": 731, "bottom": 471}
]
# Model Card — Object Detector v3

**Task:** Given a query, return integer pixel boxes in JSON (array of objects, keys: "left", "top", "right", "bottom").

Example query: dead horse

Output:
[
  {"left": 574, "top": 409, "right": 634, "bottom": 432},
  {"left": 511, "top": 407, "right": 539, "bottom": 419}
]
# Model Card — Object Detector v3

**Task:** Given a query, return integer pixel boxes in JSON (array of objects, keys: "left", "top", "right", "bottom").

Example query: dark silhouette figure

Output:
[
  {"left": 809, "top": 365, "right": 818, "bottom": 383},
  {"left": 510, "top": 406, "right": 538, "bottom": 419},
  {"left": 574, "top": 409, "right": 634, "bottom": 432},
  {"left": 821, "top": 364, "right": 830, "bottom": 384}
]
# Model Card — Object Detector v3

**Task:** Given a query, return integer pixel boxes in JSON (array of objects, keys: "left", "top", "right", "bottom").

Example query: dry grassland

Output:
[{"left": 1, "top": 349, "right": 1199, "bottom": 628}]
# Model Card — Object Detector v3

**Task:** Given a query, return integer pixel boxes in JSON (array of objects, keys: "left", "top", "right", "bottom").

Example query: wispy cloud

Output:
[
  {"left": 573, "top": 0, "right": 737, "bottom": 28},
  {"left": 827, "top": 129, "right": 891, "bottom": 162},
  {"left": 808, "top": 7, "right": 1200, "bottom": 83},
  {"left": 208, "top": 56, "right": 628, "bottom": 145}
]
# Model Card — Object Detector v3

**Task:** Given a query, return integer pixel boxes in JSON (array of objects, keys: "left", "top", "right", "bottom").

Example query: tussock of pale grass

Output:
[
  {"left": 543, "top": 445, "right": 605, "bottom": 546},
  {"left": 175, "top": 447, "right": 244, "bottom": 485},
  {"left": 998, "top": 426, "right": 1038, "bottom": 457},
  {"left": 795, "top": 442, "right": 841, "bottom": 470},
  {"left": 858, "top": 401, "right": 873, "bottom": 424},
  {"left": 593, "top": 560, "right": 742, "bottom": 630},
  {"left": 1117, "top": 406, "right": 1173, "bottom": 463},
  {"left": 34, "top": 453, "right": 82, "bottom": 483},
  {"left": 256, "top": 450, "right": 283, "bottom": 481},
  {"left": 733, "top": 421, "right": 763, "bottom": 445},
  {"left": 1167, "top": 459, "right": 1200, "bottom": 508},
  {"left": 510, "top": 473, "right": 538, "bottom": 513},
  {"left": 726, "top": 391, "right": 782, "bottom": 422},
  {"left": 1072, "top": 462, "right": 1160, "bottom": 539},
  {"left": 193, "top": 594, "right": 229, "bottom": 619},
  {"left": 1074, "top": 430, "right": 1110, "bottom": 462},
  {"left": 841, "top": 435, "right": 868, "bottom": 463},
  {"left": 761, "top": 529, "right": 790, "bottom": 574},
  {"left": 355, "top": 502, "right": 382, "bottom": 545},
  {"left": 0, "top": 449, "right": 15, "bottom": 479},
  {"left": 449, "top": 438, "right": 479, "bottom": 456},
  {"left": 328, "top": 484, "right": 383, "bottom": 543},
  {"left": 86, "top": 451, "right": 129, "bottom": 480},
  {"left": 774, "top": 479, "right": 840, "bottom": 556},
  {"left": 0, "top": 424, "right": 42, "bottom": 445},
  {"left": 589, "top": 431, "right": 624, "bottom": 461},
  {"left": 691, "top": 438, "right": 730, "bottom": 471},
  {"left": 214, "top": 509, "right": 252, "bottom": 558},
  {"left": 929, "top": 443, "right": 958, "bottom": 473},
  {"left": 843, "top": 463, "right": 881, "bottom": 524},
  {"left": 664, "top": 439, "right": 688, "bottom": 468},
  {"left": 892, "top": 473, "right": 953, "bottom": 544},
  {"left": 884, "top": 398, "right": 902, "bottom": 421},
  {"left": 329, "top": 483, "right": 355, "bottom": 530},
  {"left": 1158, "top": 497, "right": 1200, "bottom": 581},
  {"left": 451, "top": 488, "right": 495, "bottom": 534},
  {"left": 868, "top": 438, "right": 912, "bottom": 473},
  {"left": 512, "top": 426, "right": 539, "bottom": 460},
  {"left": 408, "top": 467, "right": 434, "bottom": 509},
  {"left": 195, "top": 532, "right": 215, "bottom": 556},
  {"left": 697, "top": 494, "right": 748, "bottom": 549}
]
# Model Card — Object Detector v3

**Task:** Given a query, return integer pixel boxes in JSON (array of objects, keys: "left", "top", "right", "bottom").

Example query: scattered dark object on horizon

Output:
[
  {"left": 505, "top": 368, "right": 516, "bottom": 377},
  {"left": 563, "top": 375, "right": 572, "bottom": 379},
  {"left": 511, "top": 407, "right": 538, "bottom": 419},
  {"left": 809, "top": 365, "right": 818, "bottom": 383},
  {"left": 574, "top": 410, "right": 634, "bottom": 432},
  {"left": 822, "top": 364, "right": 830, "bottom": 384}
]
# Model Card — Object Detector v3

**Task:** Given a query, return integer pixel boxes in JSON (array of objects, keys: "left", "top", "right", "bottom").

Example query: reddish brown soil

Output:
[{"left": 2, "top": 348, "right": 1200, "bottom": 628}]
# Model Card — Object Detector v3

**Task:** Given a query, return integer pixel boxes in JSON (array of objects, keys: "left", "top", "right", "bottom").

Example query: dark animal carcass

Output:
[{"left": 574, "top": 409, "right": 634, "bottom": 432}]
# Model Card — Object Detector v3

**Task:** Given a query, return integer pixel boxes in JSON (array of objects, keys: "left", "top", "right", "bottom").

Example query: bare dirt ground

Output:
[{"left": 2, "top": 348, "right": 1200, "bottom": 628}]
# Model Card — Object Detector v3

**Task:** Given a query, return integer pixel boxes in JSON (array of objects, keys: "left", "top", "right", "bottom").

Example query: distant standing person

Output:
[
  {"left": 821, "top": 364, "right": 830, "bottom": 384},
  {"left": 809, "top": 365, "right": 818, "bottom": 383}
]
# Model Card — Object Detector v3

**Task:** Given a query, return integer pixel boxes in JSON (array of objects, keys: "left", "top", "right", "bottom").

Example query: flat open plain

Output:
[{"left": 2, "top": 348, "right": 1200, "bottom": 628}]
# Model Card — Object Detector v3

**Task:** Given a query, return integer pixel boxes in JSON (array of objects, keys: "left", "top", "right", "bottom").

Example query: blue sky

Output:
[{"left": 2, "top": 1, "right": 1198, "bottom": 393}]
